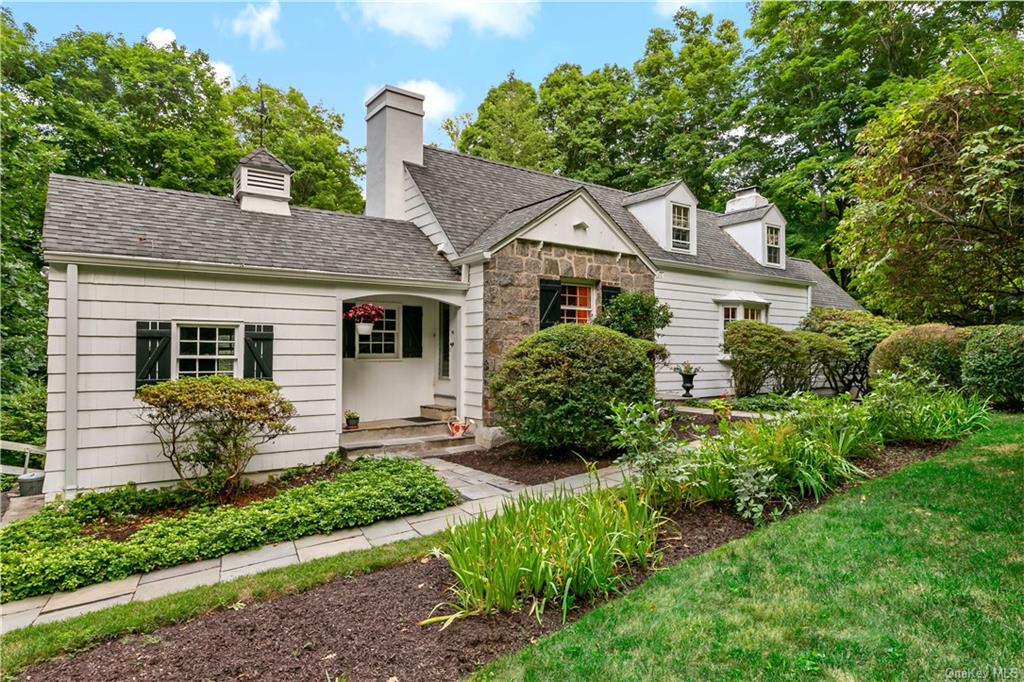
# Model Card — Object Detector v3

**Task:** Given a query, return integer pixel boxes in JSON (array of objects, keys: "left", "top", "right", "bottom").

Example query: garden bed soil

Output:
[
  {"left": 439, "top": 442, "right": 615, "bottom": 485},
  {"left": 20, "top": 440, "right": 947, "bottom": 682}
]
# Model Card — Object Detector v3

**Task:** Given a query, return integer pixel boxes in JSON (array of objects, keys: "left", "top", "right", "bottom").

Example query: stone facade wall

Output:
[{"left": 481, "top": 239, "right": 655, "bottom": 422}]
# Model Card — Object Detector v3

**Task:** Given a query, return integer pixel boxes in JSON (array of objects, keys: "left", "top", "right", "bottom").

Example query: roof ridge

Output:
[
  {"left": 503, "top": 187, "right": 580, "bottom": 215},
  {"left": 422, "top": 146, "right": 630, "bottom": 196}
]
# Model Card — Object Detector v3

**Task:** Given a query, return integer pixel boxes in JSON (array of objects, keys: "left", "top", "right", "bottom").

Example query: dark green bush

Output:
[
  {"left": 593, "top": 290, "right": 672, "bottom": 341},
  {"left": 962, "top": 325, "right": 1024, "bottom": 407},
  {"left": 490, "top": 324, "right": 666, "bottom": 454},
  {"left": 136, "top": 377, "right": 296, "bottom": 498},
  {"left": 0, "top": 377, "right": 47, "bottom": 469},
  {"left": 869, "top": 324, "right": 970, "bottom": 386},
  {"left": 0, "top": 457, "right": 457, "bottom": 601},
  {"left": 799, "top": 307, "right": 903, "bottom": 394},
  {"left": 722, "top": 321, "right": 788, "bottom": 397}
]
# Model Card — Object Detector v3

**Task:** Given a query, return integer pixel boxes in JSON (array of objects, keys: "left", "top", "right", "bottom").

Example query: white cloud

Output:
[
  {"left": 146, "top": 27, "right": 176, "bottom": 49},
  {"left": 653, "top": 1, "right": 706, "bottom": 17},
  {"left": 364, "top": 80, "right": 459, "bottom": 122},
  {"left": 210, "top": 61, "right": 236, "bottom": 86},
  {"left": 357, "top": 1, "right": 538, "bottom": 48},
  {"left": 231, "top": 0, "right": 283, "bottom": 50}
]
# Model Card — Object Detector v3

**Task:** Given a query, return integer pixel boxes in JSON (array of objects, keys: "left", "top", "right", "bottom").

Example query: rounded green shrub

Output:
[
  {"left": 593, "top": 290, "right": 672, "bottom": 341},
  {"left": 799, "top": 307, "right": 903, "bottom": 394},
  {"left": 722, "top": 320, "right": 788, "bottom": 397},
  {"left": 868, "top": 323, "right": 970, "bottom": 386},
  {"left": 490, "top": 324, "right": 666, "bottom": 455},
  {"left": 962, "top": 325, "right": 1024, "bottom": 407}
]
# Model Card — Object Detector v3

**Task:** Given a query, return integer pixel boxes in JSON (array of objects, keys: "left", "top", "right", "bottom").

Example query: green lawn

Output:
[{"left": 476, "top": 414, "right": 1024, "bottom": 681}]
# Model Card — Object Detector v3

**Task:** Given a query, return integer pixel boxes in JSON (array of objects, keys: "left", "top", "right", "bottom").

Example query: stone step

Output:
[
  {"left": 341, "top": 433, "right": 476, "bottom": 458},
  {"left": 420, "top": 403, "right": 457, "bottom": 421},
  {"left": 340, "top": 420, "right": 450, "bottom": 446}
]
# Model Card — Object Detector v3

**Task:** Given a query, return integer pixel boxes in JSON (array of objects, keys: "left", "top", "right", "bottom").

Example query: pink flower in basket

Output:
[{"left": 345, "top": 303, "right": 385, "bottom": 324}]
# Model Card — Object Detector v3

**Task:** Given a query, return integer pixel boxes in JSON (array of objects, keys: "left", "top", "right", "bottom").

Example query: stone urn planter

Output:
[{"left": 673, "top": 363, "right": 701, "bottom": 398}]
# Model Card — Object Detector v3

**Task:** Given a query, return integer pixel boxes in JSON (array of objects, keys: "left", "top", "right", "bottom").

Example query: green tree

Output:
[
  {"left": 836, "top": 37, "right": 1024, "bottom": 324},
  {"left": 630, "top": 7, "right": 746, "bottom": 208},
  {"left": 538, "top": 63, "right": 638, "bottom": 189},
  {"left": 739, "top": 1, "right": 1024, "bottom": 278},
  {"left": 457, "top": 72, "right": 557, "bottom": 172},
  {"left": 228, "top": 84, "right": 364, "bottom": 212},
  {"left": 0, "top": 9, "right": 364, "bottom": 400}
]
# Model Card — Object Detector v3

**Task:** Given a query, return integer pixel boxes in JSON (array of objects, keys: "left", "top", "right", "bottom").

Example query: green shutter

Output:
[
  {"left": 243, "top": 324, "right": 274, "bottom": 379},
  {"left": 135, "top": 321, "right": 171, "bottom": 388},
  {"left": 539, "top": 279, "right": 562, "bottom": 329},
  {"left": 342, "top": 303, "right": 355, "bottom": 358},
  {"left": 601, "top": 285, "right": 622, "bottom": 310},
  {"left": 402, "top": 305, "right": 423, "bottom": 358}
]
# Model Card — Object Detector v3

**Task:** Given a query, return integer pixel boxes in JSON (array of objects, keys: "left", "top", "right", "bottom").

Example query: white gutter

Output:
[
  {"left": 650, "top": 257, "right": 813, "bottom": 287},
  {"left": 64, "top": 263, "right": 79, "bottom": 498},
  {"left": 451, "top": 251, "right": 492, "bottom": 266},
  {"left": 44, "top": 252, "right": 468, "bottom": 292}
]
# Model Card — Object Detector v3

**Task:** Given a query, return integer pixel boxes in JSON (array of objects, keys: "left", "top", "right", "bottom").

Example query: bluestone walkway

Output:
[{"left": 0, "top": 457, "right": 625, "bottom": 633}]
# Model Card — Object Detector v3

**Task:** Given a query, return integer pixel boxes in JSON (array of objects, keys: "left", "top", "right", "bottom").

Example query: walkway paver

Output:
[{"left": 0, "top": 457, "right": 628, "bottom": 634}]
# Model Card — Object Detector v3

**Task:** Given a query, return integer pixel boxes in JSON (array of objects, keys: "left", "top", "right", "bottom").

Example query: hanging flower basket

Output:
[{"left": 346, "top": 303, "right": 385, "bottom": 336}]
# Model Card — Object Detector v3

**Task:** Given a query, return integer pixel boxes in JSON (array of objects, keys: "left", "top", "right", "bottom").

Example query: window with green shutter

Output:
[{"left": 243, "top": 324, "right": 274, "bottom": 379}]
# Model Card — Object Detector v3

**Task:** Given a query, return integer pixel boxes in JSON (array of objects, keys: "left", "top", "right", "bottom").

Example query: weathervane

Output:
[{"left": 257, "top": 81, "right": 269, "bottom": 147}]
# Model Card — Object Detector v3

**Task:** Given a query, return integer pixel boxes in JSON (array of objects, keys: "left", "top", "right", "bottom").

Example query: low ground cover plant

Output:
[
  {"left": 869, "top": 323, "right": 970, "bottom": 387},
  {"left": 0, "top": 457, "right": 457, "bottom": 602},
  {"left": 433, "top": 479, "right": 660, "bottom": 624},
  {"left": 961, "top": 324, "right": 1024, "bottom": 407},
  {"left": 137, "top": 377, "right": 296, "bottom": 498},
  {"left": 490, "top": 324, "right": 667, "bottom": 455}
]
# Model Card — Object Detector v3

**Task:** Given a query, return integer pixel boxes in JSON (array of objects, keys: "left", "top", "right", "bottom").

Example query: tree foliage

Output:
[
  {"left": 836, "top": 36, "right": 1024, "bottom": 324},
  {"left": 593, "top": 291, "right": 672, "bottom": 341},
  {"left": 0, "top": 9, "right": 364, "bottom": 392}
]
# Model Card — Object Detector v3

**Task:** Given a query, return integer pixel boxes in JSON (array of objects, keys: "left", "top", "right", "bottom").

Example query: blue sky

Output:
[{"left": 7, "top": 1, "right": 752, "bottom": 151}]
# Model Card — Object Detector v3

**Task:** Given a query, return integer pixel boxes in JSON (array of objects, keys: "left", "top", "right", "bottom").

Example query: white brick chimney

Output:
[
  {"left": 365, "top": 85, "right": 424, "bottom": 220},
  {"left": 725, "top": 186, "right": 769, "bottom": 213}
]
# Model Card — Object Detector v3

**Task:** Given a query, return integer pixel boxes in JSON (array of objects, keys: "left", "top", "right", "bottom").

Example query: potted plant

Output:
[
  {"left": 344, "top": 410, "right": 360, "bottom": 429},
  {"left": 345, "top": 303, "right": 385, "bottom": 336},
  {"left": 673, "top": 362, "right": 701, "bottom": 397}
]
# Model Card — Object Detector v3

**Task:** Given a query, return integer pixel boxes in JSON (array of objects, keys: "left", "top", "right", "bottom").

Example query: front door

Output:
[{"left": 433, "top": 303, "right": 458, "bottom": 405}]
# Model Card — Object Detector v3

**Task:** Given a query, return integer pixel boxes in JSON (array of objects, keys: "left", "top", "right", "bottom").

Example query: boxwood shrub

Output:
[
  {"left": 869, "top": 323, "right": 970, "bottom": 387},
  {"left": 962, "top": 324, "right": 1024, "bottom": 407},
  {"left": 490, "top": 324, "right": 667, "bottom": 455},
  {"left": 0, "top": 457, "right": 457, "bottom": 602}
]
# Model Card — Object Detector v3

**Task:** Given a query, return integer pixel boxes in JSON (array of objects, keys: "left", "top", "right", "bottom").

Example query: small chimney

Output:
[
  {"left": 365, "top": 85, "right": 424, "bottom": 220},
  {"left": 233, "top": 147, "right": 293, "bottom": 216},
  {"left": 725, "top": 186, "right": 769, "bottom": 213}
]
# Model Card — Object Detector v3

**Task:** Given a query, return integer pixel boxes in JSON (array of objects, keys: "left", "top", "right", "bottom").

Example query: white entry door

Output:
[{"left": 433, "top": 302, "right": 458, "bottom": 405}]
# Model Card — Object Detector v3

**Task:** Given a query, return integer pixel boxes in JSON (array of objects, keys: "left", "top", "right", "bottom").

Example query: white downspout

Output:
[{"left": 64, "top": 263, "right": 79, "bottom": 497}]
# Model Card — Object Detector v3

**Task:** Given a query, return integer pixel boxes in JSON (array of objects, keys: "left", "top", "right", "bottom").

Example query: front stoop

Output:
[
  {"left": 420, "top": 403, "right": 457, "bottom": 421},
  {"left": 340, "top": 417, "right": 473, "bottom": 458},
  {"left": 0, "top": 460, "right": 627, "bottom": 634}
]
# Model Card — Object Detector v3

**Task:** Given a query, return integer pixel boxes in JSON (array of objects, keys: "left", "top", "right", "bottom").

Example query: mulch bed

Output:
[
  {"left": 19, "top": 441, "right": 947, "bottom": 682},
  {"left": 439, "top": 442, "right": 615, "bottom": 485}
]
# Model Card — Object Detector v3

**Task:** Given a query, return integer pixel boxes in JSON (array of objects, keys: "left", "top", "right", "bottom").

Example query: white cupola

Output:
[{"left": 232, "top": 147, "right": 293, "bottom": 216}]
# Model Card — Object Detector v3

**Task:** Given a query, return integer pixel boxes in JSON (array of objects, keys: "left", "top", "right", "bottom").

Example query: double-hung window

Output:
[
  {"left": 357, "top": 306, "right": 399, "bottom": 358},
  {"left": 722, "top": 306, "right": 738, "bottom": 328},
  {"left": 744, "top": 307, "right": 763, "bottom": 321},
  {"left": 671, "top": 204, "right": 691, "bottom": 251},
  {"left": 766, "top": 225, "right": 782, "bottom": 266},
  {"left": 176, "top": 325, "right": 239, "bottom": 377},
  {"left": 560, "top": 284, "right": 594, "bottom": 324}
]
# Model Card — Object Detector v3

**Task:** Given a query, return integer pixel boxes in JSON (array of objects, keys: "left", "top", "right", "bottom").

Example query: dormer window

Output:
[
  {"left": 671, "top": 204, "right": 692, "bottom": 252},
  {"left": 766, "top": 225, "right": 782, "bottom": 266}
]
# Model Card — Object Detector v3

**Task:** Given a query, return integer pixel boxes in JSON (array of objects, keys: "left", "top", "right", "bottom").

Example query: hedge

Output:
[
  {"left": 490, "top": 323, "right": 667, "bottom": 455},
  {"left": 962, "top": 325, "right": 1024, "bottom": 407},
  {"left": 799, "top": 307, "right": 903, "bottom": 394},
  {"left": 0, "top": 457, "right": 458, "bottom": 602},
  {"left": 869, "top": 323, "right": 970, "bottom": 386}
]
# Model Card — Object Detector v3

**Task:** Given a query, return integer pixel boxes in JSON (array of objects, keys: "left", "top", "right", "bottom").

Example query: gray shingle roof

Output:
[
  {"left": 409, "top": 147, "right": 811, "bottom": 281},
  {"left": 238, "top": 147, "right": 293, "bottom": 173},
  {"left": 621, "top": 181, "right": 680, "bottom": 206},
  {"left": 463, "top": 188, "right": 578, "bottom": 254},
  {"left": 787, "top": 259, "right": 863, "bottom": 309},
  {"left": 716, "top": 205, "right": 773, "bottom": 227},
  {"left": 42, "top": 174, "right": 459, "bottom": 282}
]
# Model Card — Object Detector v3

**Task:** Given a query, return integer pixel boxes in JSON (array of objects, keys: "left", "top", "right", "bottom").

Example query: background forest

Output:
[{"left": 2, "top": 2, "right": 1022, "bottom": 446}]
